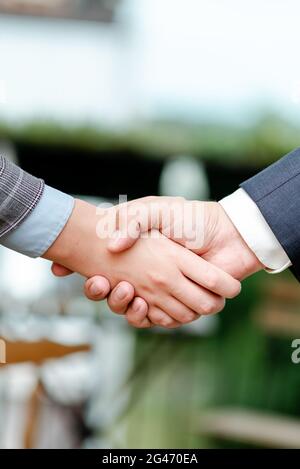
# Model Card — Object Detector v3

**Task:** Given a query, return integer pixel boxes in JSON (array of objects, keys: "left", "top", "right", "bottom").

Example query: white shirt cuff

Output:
[
  {"left": 219, "top": 188, "right": 291, "bottom": 274},
  {"left": 0, "top": 185, "right": 74, "bottom": 258}
]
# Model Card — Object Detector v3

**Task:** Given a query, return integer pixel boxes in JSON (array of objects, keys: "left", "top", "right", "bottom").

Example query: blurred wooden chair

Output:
[
  {"left": 197, "top": 408, "right": 300, "bottom": 448},
  {"left": 253, "top": 278, "right": 300, "bottom": 337},
  {"left": 196, "top": 278, "right": 300, "bottom": 448},
  {"left": 0, "top": 338, "right": 91, "bottom": 448}
]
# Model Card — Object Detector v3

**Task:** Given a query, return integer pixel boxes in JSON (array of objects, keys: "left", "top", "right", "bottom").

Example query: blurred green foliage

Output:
[
  {"left": 2, "top": 113, "right": 300, "bottom": 447},
  {"left": 108, "top": 272, "right": 300, "bottom": 449},
  {"left": 1, "top": 113, "right": 299, "bottom": 165}
]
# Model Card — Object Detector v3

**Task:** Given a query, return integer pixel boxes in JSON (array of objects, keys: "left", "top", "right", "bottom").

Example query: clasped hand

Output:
[{"left": 47, "top": 196, "right": 262, "bottom": 328}]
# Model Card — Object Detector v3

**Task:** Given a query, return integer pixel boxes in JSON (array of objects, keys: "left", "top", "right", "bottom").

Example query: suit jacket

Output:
[
  {"left": 241, "top": 147, "right": 300, "bottom": 280},
  {"left": 0, "top": 155, "right": 44, "bottom": 237}
]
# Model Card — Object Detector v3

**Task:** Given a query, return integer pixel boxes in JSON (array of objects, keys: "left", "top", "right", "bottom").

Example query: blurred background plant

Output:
[
  {"left": 1, "top": 0, "right": 300, "bottom": 449},
  {"left": 0, "top": 113, "right": 299, "bottom": 164}
]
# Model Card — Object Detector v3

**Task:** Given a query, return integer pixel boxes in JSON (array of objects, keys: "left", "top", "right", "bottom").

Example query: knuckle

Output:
[
  {"left": 228, "top": 281, "right": 241, "bottom": 298},
  {"left": 148, "top": 310, "right": 160, "bottom": 324},
  {"left": 215, "top": 297, "right": 226, "bottom": 313},
  {"left": 205, "top": 271, "right": 218, "bottom": 290},
  {"left": 150, "top": 273, "right": 168, "bottom": 288},
  {"left": 179, "top": 312, "right": 196, "bottom": 324},
  {"left": 169, "top": 281, "right": 182, "bottom": 297},
  {"left": 201, "top": 297, "right": 226, "bottom": 315},
  {"left": 202, "top": 300, "right": 217, "bottom": 315},
  {"left": 220, "top": 296, "right": 226, "bottom": 308},
  {"left": 161, "top": 317, "right": 174, "bottom": 328},
  {"left": 149, "top": 311, "right": 172, "bottom": 328}
]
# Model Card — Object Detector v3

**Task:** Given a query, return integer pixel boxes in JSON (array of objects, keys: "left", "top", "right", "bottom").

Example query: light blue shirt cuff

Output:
[{"left": 0, "top": 185, "right": 75, "bottom": 258}]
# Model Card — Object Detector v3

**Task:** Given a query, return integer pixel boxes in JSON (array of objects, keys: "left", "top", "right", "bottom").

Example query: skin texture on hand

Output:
[
  {"left": 46, "top": 199, "right": 241, "bottom": 328},
  {"left": 52, "top": 263, "right": 148, "bottom": 326},
  {"left": 197, "top": 201, "right": 263, "bottom": 279},
  {"left": 95, "top": 197, "right": 264, "bottom": 327},
  {"left": 52, "top": 263, "right": 149, "bottom": 327},
  {"left": 108, "top": 197, "right": 263, "bottom": 279}
]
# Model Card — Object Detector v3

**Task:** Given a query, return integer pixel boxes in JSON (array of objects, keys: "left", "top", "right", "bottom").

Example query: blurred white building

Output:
[{"left": 0, "top": 0, "right": 300, "bottom": 125}]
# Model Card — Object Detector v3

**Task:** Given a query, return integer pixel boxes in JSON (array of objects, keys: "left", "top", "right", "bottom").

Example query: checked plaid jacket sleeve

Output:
[{"left": 0, "top": 155, "right": 44, "bottom": 238}]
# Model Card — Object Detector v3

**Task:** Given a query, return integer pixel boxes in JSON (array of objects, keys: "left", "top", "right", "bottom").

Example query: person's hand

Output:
[
  {"left": 107, "top": 196, "right": 263, "bottom": 279},
  {"left": 44, "top": 199, "right": 240, "bottom": 328},
  {"left": 51, "top": 262, "right": 149, "bottom": 327},
  {"left": 98, "top": 196, "right": 264, "bottom": 327}
]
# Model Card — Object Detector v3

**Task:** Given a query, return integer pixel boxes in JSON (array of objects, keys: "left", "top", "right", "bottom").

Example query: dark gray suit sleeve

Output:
[
  {"left": 0, "top": 155, "right": 44, "bottom": 237},
  {"left": 240, "top": 147, "right": 300, "bottom": 280}
]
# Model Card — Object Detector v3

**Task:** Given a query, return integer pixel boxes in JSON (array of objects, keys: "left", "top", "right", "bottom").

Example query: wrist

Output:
[
  {"left": 217, "top": 202, "right": 264, "bottom": 276},
  {"left": 204, "top": 201, "right": 264, "bottom": 280},
  {"left": 42, "top": 199, "right": 108, "bottom": 277},
  {"left": 220, "top": 188, "right": 291, "bottom": 274}
]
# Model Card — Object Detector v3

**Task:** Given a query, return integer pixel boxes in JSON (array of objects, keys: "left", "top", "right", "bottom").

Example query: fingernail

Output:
[
  {"left": 90, "top": 283, "right": 102, "bottom": 296},
  {"left": 116, "top": 286, "right": 127, "bottom": 300},
  {"left": 133, "top": 299, "right": 141, "bottom": 312}
]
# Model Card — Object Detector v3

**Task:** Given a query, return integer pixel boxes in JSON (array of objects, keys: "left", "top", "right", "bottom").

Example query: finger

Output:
[
  {"left": 108, "top": 228, "right": 140, "bottom": 253},
  {"left": 108, "top": 198, "right": 159, "bottom": 253},
  {"left": 156, "top": 296, "right": 199, "bottom": 324},
  {"left": 148, "top": 306, "right": 181, "bottom": 329},
  {"left": 172, "top": 274, "right": 226, "bottom": 315},
  {"left": 51, "top": 263, "right": 74, "bottom": 277},
  {"left": 178, "top": 248, "right": 241, "bottom": 298},
  {"left": 125, "top": 297, "right": 151, "bottom": 328},
  {"left": 84, "top": 276, "right": 111, "bottom": 301},
  {"left": 107, "top": 281, "right": 135, "bottom": 314}
]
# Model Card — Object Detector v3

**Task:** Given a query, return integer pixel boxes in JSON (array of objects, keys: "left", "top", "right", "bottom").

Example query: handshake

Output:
[{"left": 44, "top": 196, "right": 263, "bottom": 329}]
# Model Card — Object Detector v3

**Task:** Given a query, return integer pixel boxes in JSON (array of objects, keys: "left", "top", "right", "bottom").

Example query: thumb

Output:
[{"left": 107, "top": 226, "right": 141, "bottom": 253}]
